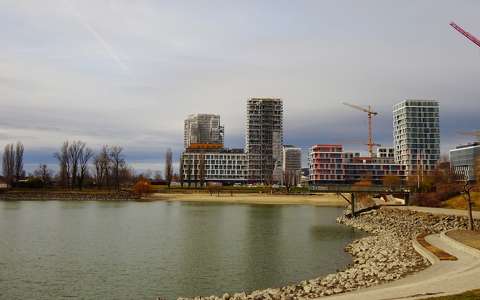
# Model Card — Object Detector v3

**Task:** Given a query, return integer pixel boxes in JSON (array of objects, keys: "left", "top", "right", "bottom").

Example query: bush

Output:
[{"left": 133, "top": 179, "right": 151, "bottom": 195}]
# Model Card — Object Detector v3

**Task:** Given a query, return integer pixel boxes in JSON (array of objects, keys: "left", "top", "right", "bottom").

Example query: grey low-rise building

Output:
[
  {"left": 181, "top": 147, "right": 247, "bottom": 185},
  {"left": 450, "top": 142, "right": 480, "bottom": 181}
]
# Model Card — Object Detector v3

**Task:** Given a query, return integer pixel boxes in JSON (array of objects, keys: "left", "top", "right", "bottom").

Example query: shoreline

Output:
[
  {"left": 146, "top": 193, "right": 347, "bottom": 207},
  {"left": 177, "top": 207, "right": 480, "bottom": 300}
]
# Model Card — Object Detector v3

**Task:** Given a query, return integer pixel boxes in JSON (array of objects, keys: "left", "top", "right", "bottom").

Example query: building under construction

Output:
[
  {"left": 245, "top": 98, "right": 283, "bottom": 183},
  {"left": 184, "top": 114, "right": 224, "bottom": 148}
]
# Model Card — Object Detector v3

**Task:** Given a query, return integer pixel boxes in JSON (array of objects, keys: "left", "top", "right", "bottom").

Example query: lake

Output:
[{"left": 0, "top": 200, "right": 364, "bottom": 300}]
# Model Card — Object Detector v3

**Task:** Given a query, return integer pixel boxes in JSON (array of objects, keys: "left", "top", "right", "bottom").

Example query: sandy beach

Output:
[{"left": 146, "top": 192, "right": 347, "bottom": 206}]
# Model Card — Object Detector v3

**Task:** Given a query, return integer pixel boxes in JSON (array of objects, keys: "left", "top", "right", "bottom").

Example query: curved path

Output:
[
  {"left": 397, "top": 206, "right": 480, "bottom": 219},
  {"left": 322, "top": 231, "right": 480, "bottom": 300}
]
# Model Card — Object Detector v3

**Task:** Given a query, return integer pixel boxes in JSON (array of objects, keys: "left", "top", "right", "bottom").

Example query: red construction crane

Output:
[
  {"left": 343, "top": 102, "right": 379, "bottom": 157},
  {"left": 450, "top": 22, "right": 480, "bottom": 48}
]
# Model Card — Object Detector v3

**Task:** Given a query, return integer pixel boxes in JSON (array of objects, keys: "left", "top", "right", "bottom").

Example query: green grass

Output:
[{"left": 424, "top": 289, "right": 480, "bottom": 299}]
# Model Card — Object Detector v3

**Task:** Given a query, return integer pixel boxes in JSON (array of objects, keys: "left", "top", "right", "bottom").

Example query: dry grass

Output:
[
  {"left": 446, "top": 230, "right": 480, "bottom": 250},
  {"left": 443, "top": 192, "right": 480, "bottom": 211}
]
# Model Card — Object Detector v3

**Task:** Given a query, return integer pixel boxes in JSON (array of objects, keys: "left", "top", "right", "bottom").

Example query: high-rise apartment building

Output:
[
  {"left": 245, "top": 98, "right": 283, "bottom": 183},
  {"left": 282, "top": 145, "right": 302, "bottom": 172},
  {"left": 184, "top": 114, "right": 224, "bottom": 148},
  {"left": 393, "top": 100, "right": 440, "bottom": 174},
  {"left": 281, "top": 145, "right": 302, "bottom": 185}
]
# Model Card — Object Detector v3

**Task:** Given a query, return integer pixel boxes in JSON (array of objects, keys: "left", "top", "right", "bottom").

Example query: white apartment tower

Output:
[
  {"left": 393, "top": 100, "right": 440, "bottom": 174},
  {"left": 245, "top": 98, "right": 283, "bottom": 183},
  {"left": 184, "top": 114, "right": 224, "bottom": 148}
]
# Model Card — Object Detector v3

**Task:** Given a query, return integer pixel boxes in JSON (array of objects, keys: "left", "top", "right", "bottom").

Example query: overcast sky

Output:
[{"left": 1, "top": 0, "right": 479, "bottom": 173}]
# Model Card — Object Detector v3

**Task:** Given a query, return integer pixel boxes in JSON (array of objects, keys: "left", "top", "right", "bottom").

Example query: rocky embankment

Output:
[
  {"left": 177, "top": 208, "right": 480, "bottom": 300},
  {"left": 0, "top": 190, "right": 139, "bottom": 201}
]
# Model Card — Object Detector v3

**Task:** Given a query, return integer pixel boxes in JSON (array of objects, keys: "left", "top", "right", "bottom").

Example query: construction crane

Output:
[
  {"left": 458, "top": 130, "right": 480, "bottom": 141},
  {"left": 343, "top": 102, "right": 379, "bottom": 157},
  {"left": 450, "top": 22, "right": 480, "bottom": 48}
]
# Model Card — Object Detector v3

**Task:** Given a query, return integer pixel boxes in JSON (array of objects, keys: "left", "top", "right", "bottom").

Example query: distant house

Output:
[{"left": 0, "top": 177, "right": 9, "bottom": 190}]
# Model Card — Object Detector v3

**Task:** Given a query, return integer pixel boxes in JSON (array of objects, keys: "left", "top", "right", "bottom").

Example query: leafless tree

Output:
[
  {"left": 78, "top": 147, "right": 94, "bottom": 190},
  {"left": 54, "top": 141, "right": 71, "bottom": 187},
  {"left": 68, "top": 141, "right": 85, "bottom": 187},
  {"left": 283, "top": 170, "right": 293, "bottom": 193},
  {"left": 109, "top": 146, "right": 125, "bottom": 191},
  {"left": 14, "top": 142, "right": 24, "bottom": 181},
  {"left": 165, "top": 148, "right": 173, "bottom": 188},
  {"left": 33, "top": 164, "right": 53, "bottom": 185},
  {"left": 179, "top": 154, "right": 184, "bottom": 187},
  {"left": 2, "top": 144, "right": 15, "bottom": 185},
  {"left": 461, "top": 154, "right": 480, "bottom": 231},
  {"left": 198, "top": 153, "right": 205, "bottom": 188},
  {"left": 186, "top": 161, "right": 192, "bottom": 187}
]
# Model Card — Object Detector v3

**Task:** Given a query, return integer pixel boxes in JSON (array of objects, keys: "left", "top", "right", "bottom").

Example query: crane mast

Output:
[
  {"left": 343, "top": 102, "right": 379, "bottom": 157},
  {"left": 450, "top": 22, "right": 480, "bottom": 48}
]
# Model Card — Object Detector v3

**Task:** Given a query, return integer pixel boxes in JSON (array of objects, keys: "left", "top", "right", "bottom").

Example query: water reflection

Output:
[{"left": 0, "top": 201, "right": 365, "bottom": 300}]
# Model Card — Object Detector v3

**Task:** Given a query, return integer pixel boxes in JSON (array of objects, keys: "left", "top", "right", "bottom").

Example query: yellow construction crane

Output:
[{"left": 343, "top": 102, "right": 379, "bottom": 157}]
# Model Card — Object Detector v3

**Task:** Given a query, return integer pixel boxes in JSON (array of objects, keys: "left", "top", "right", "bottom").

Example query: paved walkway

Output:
[
  {"left": 323, "top": 232, "right": 480, "bottom": 300},
  {"left": 394, "top": 206, "right": 480, "bottom": 219}
]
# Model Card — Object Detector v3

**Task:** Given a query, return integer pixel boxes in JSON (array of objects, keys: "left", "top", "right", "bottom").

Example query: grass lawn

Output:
[
  {"left": 424, "top": 289, "right": 480, "bottom": 299},
  {"left": 443, "top": 192, "right": 480, "bottom": 211}
]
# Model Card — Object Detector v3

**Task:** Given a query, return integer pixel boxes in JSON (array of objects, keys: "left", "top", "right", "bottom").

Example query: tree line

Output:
[{"left": 1, "top": 141, "right": 136, "bottom": 190}]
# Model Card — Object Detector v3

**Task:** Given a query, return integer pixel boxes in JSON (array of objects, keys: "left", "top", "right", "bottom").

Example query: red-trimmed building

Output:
[{"left": 309, "top": 144, "right": 406, "bottom": 185}]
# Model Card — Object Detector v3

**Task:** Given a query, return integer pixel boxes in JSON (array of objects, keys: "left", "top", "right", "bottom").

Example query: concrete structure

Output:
[
  {"left": 450, "top": 142, "right": 480, "bottom": 181},
  {"left": 184, "top": 114, "right": 224, "bottom": 148},
  {"left": 281, "top": 145, "right": 302, "bottom": 186},
  {"left": 309, "top": 144, "right": 350, "bottom": 184},
  {"left": 393, "top": 100, "right": 440, "bottom": 175},
  {"left": 181, "top": 147, "right": 247, "bottom": 185},
  {"left": 245, "top": 98, "right": 283, "bottom": 183},
  {"left": 376, "top": 147, "right": 394, "bottom": 159},
  {"left": 342, "top": 156, "right": 406, "bottom": 184},
  {"left": 309, "top": 144, "right": 406, "bottom": 185}
]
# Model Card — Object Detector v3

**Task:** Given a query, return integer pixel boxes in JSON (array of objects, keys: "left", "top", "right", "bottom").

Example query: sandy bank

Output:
[{"left": 146, "top": 193, "right": 347, "bottom": 206}]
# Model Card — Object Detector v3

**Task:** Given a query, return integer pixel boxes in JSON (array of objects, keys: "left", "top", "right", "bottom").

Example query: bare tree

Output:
[
  {"left": 33, "top": 164, "right": 53, "bottom": 185},
  {"left": 68, "top": 141, "right": 85, "bottom": 187},
  {"left": 462, "top": 154, "right": 480, "bottom": 231},
  {"left": 14, "top": 142, "right": 24, "bottom": 181},
  {"left": 78, "top": 147, "right": 94, "bottom": 190},
  {"left": 198, "top": 153, "right": 205, "bottom": 188},
  {"left": 2, "top": 144, "right": 15, "bottom": 185},
  {"left": 54, "top": 141, "right": 71, "bottom": 187},
  {"left": 186, "top": 160, "right": 192, "bottom": 188},
  {"left": 462, "top": 181, "right": 475, "bottom": 231},
  {"left": 110, "top": 146, "right": 125, "bottom": 191},
  {"left": 165, "top": 148, "right": 173, "bottom": 188},
  {"left": 179, "top": 154, "right": 184, "bottom": 187},
  {"left": 283, "top": 170, "right": 293, "bottom": 193}
]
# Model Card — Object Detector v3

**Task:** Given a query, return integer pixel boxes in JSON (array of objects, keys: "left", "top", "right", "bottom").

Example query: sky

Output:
[{"left": 0, "top": 0, "right": 479, "bottom": 173}]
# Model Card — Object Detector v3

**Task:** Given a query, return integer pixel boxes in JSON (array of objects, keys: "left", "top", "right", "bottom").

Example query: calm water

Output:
[{"left": 0, "top": 201, "right": 364, "bottom": 300}]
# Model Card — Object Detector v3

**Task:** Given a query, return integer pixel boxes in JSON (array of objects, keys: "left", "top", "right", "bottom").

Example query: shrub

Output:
[{"left": 133, "top": 179, "right": 151, "bottom": 195}]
